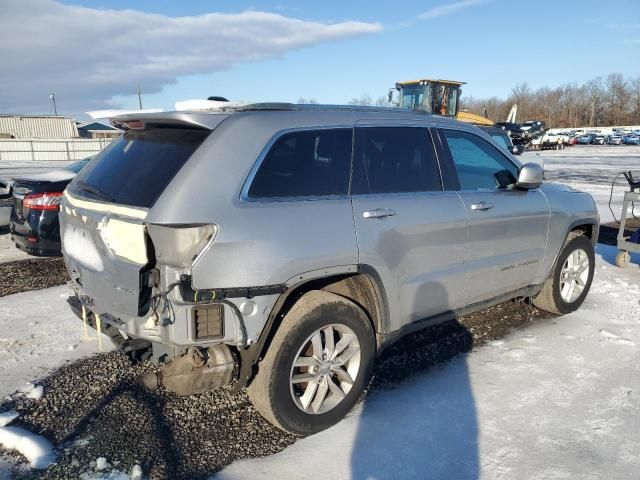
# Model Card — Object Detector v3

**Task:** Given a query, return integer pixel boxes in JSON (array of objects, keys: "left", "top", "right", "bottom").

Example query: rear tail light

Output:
[
  {"left": 23, "top": 192, "right": 63, "bottom": 211},
  {"left": 146, "top": 224, "right": 216, "bottom": 268}
]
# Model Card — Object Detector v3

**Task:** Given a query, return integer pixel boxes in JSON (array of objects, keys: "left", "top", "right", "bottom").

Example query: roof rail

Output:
[{"left": 229, "top": 103, "right": 431, "bottom": 115}]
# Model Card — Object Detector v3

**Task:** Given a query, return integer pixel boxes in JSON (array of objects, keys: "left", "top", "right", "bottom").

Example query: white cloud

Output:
[
  {"left": 0, "top": 0, "right": 382, "bottom": 114},
  {"left": 418, "top": 0, "right": 486, "bottom": 20}
]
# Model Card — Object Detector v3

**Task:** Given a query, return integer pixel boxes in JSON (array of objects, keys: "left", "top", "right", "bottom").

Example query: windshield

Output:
[
  {"left": 399, "top": 84, "right": 430, "bottom": 110},
  {"left": 399, "top": 83, "right": 459, "bottom": 117},
  {"left": 69, "top": 127, "right": 209, "bottom": 208},
  {"left": 63, "top": 158, "right": 91, "bottom": 173}
]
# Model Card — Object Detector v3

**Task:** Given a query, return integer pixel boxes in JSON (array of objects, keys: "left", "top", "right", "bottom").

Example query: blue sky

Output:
[{"left": 4, "top": 0, "right": 640, "bottom": 116}]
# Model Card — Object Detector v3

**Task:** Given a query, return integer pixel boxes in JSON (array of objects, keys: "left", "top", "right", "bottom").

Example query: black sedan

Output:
[{"left": 10, "top": 158, "right": 90, "bottom": 256}]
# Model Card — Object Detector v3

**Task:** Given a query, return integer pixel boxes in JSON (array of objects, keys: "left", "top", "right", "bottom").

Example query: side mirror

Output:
[
  {"left": 517, "top": 163, "right": 543, "bottom": 189},
  {"left": 387, "top": 88, "right": 400, "bottom": 107}
]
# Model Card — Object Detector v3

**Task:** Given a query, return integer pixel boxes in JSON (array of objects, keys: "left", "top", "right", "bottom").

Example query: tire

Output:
[
  {"left": 615, "top": 250, "right": 630, "bottom": 268},
  {"left": 247, "top": 290, "right": 375, "bottom": 436},
  {"left": 533, "top": 233, "right": 595, "bottom": 315}
]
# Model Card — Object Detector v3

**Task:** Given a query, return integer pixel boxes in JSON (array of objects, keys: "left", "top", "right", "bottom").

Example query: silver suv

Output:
[{"left": 60, "top": 104, "right": 599, "bottom": 435}]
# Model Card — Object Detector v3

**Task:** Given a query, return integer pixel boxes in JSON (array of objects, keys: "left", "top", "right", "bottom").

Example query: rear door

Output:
[
  {"left": 436, "top": 128, "right": 549, "bottom": 304},
  {"left": 351, "top": 123, "right": 468, "bottom": 332}
]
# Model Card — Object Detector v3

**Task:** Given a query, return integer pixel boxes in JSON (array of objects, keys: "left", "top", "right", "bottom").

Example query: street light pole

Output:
[{"left": 49, "top": 93, "right": 57, "bottom": 115}]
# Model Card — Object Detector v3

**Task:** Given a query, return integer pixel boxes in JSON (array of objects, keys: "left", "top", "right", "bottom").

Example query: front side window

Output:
[
  {"left": 247, "top": 129, "right": 352, "bottom": 198},
  {"left": 440, "top": 129, "right": 518, "bottom": 191},
  {"left": 352, "top": 127, "right": 442, "bottom": 195}
]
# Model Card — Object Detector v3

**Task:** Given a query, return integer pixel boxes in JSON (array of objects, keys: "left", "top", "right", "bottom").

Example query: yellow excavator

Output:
[{"left": 390, "top": 78, "right": 494, "bottom": 126}]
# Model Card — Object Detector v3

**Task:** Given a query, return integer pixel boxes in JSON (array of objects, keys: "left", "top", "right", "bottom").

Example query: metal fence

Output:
[{"left": 0, "top": 138, "right": 113, "bottom": 161}]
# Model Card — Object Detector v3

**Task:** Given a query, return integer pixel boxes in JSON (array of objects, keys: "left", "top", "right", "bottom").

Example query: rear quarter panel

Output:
[{"left": 147, "top": 112, "right": 359, "bottom": 289}]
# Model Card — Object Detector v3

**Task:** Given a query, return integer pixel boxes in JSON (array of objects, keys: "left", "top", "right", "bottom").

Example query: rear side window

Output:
[
  {"left": 352, "top": 127, "right": 442, "bottom": 194},
  {"left": 70, "top": 128, "right": 208, "bottom": 208},
  {"left": 440, "top": 129, "right": 518, "bottom": 190},
  {"left": 247, "top": 129, "right": 352, "bottom": 198}
]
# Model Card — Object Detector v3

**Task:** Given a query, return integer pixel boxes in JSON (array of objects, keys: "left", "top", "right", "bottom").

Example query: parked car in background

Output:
[
  {"left": 607, "top": 135, "right": 623, "bottom": 145},
  {"left": 540, "top": 131, "right": 566, "bottom": 150},
  {"left": 61, "top": 104, "right": 598, "bottom": 436},
  {"left": 623, "top": 134, "right": 640, "bottom": 145},
  {"left": 10, "top": 158, "right": 91, "bottom": 256},
  {"left": 577, "top": 135, "right": 593, "bottom": 145},
  {"left": 0, "top": 178, "right": 13, "bottom": 228},
  {"left": 591, "top": 135, "right": 606, "bottom": 145},
  {"left": 479, "top": 126, "right": 523, "bottom": 155}
]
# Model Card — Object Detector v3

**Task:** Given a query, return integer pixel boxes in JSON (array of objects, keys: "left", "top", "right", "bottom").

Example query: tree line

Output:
[
  {"left": 462, "top": 73, "right": 640, "bottom": 128},
  {"left": 299, "top": 72, "right": 640, "bottom": 128}
]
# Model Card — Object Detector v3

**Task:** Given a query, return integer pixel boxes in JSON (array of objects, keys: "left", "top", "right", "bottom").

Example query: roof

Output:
[
  {"left": 111, "top": 103, "right": 437, "bottom": 130},
  {"left": 396, "top": 78, "right": 466, "bottom": 87}
]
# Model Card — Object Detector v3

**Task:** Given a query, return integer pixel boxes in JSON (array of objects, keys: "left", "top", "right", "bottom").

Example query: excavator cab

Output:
[{"left": 392, "top": 79, "right": 465, "bottom": 117}]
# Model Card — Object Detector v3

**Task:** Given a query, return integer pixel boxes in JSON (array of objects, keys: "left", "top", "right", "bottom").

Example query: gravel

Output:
[
  {"left": 0, "top": 299, "right": 551, "bottom": 480},
  {"left": 0, "top": 258, "right": 68, "bottom": 297}
]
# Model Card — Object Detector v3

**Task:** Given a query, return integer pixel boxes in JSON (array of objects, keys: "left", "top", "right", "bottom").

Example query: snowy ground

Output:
[
  {"left": 217, "top": 244, "right": 640, "bottom": 480},
  {"left": 0, "top": 229, "right": 30, "bottom": 264},
  {"left": 0, "top": 286, "right": 111, "bottom": 400}
]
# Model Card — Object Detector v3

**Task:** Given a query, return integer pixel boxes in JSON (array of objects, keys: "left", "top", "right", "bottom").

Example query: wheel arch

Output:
[
  {"left": 541, "top": 218, "right": 598, "bottom": 288},
  {"left": 237, "top": 265, "right": 389, "bottom": 389}
]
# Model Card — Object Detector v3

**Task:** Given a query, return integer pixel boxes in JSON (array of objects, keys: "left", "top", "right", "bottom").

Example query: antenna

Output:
[{"left": 137, "top": 86, "right": 143, "bottom": 110}]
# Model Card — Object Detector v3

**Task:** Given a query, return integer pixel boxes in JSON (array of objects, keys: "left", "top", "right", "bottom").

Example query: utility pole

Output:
[
  {"left": 49, "top": 93, "right": 57, "bottom": 115},
  {"left": 137, "top": 86, "right": 143, "bottom": 110}
]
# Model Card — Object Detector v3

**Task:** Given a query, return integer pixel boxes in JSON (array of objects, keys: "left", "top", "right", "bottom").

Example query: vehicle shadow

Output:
[{"left": 351, "top": 282, "right": 478, "bottom": 480}]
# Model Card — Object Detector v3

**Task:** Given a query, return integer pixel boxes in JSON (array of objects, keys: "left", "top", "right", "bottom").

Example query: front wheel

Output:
[
  {"left": 533, "top": 233, "right": 595, "bottom": 315},
  {"left": 247, "top": 290, "right": 375, "bottom": 435}
]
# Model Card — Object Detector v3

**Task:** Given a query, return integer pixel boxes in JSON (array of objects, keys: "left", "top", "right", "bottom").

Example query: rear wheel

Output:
[
  {"left": 533, "top": 233, "right": 595, "bottom": 315},
  {"left": 247, "top": 290, "right": 375, "bottom": 435}
]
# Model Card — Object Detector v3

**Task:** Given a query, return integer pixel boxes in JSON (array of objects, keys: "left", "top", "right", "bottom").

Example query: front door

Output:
[
  {"left": 437, "top": 128, "right": 550, "bottom": 304},
  {"left": 351, "top": 124, "right": 469, "bottom": 332}
]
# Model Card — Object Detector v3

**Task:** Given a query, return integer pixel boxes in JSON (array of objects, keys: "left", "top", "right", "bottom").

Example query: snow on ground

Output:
[
  {"left": 0, "top": 425, "right": 55, "bottom": 469},
  {"left": 217, "top": 244, "right": 640, "bottom": 480},
  {"left": 0, "top": 285, "right": 112, "bottom": 399},
  {"left": 0, "top": 230, "right": 30, "bottom": 264}
]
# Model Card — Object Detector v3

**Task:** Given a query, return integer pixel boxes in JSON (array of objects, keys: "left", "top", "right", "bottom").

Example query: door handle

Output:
[
  {"left": 362, "top": 208, "right": 397, "bottom": 219},
  {"left": 470, "top": 201, "right": 495, "bottom": 211}
]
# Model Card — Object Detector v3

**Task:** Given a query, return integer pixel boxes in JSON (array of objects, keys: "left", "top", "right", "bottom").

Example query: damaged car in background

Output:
[{"left": 60, "top": 105, "right": 599, "bottom": 435}]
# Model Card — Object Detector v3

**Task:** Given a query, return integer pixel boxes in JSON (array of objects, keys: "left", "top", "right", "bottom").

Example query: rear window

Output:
[
  {"left": 70, "top": 128, "right": 208, "bottom": 208},
  {"left": 247, "top": 129, "right": 352, "bottom": 198}
]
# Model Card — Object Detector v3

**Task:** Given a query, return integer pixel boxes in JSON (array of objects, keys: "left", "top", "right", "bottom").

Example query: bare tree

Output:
[
  {"left": 585, "top": 78, "right": 605, "bottom": 127},
  {"left": 348, "top": 94, "right": 373, "bottom": 106},
  {"left": 604, "top": 73, "right": 630, "bottom": 125},
  {"left": 630, "top": 77, "right": 640, "bottom": 124},
  {"left": 375, "top": 95, "right": 391, "bottom": 107}
]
